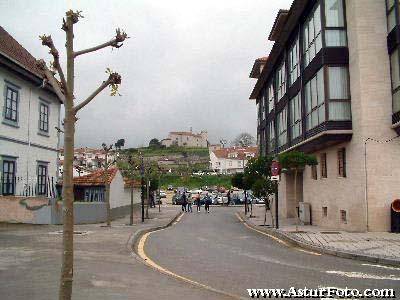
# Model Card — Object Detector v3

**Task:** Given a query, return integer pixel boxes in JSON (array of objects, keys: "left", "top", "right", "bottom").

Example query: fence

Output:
[{"left": 0, "top": 175, "right": 59, "bottom": 198}]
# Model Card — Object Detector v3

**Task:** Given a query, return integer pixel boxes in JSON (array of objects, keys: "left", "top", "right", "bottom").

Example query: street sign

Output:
[
  {"left": 271, "top": 175, "right": 280, "bottom": 181},
  {"left": 271, "top": 161, "right": 281, "bottom": 176}
]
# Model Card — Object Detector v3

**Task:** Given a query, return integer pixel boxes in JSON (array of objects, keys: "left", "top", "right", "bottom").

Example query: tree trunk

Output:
[
  {"left": 294, "top": 168, "right": 298, "bottom": 231},
  {"left": 105, "top": 183, "right": 111, "bottom": 226},
  {"left": 146, "top": 180, "right": 149, "bottom": 219},
  {"left": 59, "top": 16, "right": 75, "bottom": 300},
  {"left": 264, "top": 202, "right": 267, "bottom": 225},
  {"left": 130, "top": 186, "right": 134, "bottom": 225}
]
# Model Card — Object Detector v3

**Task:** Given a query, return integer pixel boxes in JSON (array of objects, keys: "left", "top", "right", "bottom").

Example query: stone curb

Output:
[
  {"left": 238, "top": 212, "right": 400, "bottom": 267},
  {"left": 128, "top": 211, "right": 183, "bottom": 256}
]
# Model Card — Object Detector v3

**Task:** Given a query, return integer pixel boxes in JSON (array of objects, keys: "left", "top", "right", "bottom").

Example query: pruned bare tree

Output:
[{"left": 37, "top": 10, "right": 128, "bottom": 300}]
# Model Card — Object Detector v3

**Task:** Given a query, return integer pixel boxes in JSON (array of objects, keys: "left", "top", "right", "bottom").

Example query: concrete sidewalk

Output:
[
  {"left": 0, "top": 205, "right": 229, "bottom": 300},
  {"left": 239, "top": 205, "right": 400, "bottom": 266}
]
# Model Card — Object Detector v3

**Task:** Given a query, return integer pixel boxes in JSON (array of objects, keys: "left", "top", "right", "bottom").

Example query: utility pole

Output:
[
  {"left": 140, "top": 153, "right": 145, "bottom": 223},
  {"left": 275, "top": 181, "right": 279, "bottom": 229}
]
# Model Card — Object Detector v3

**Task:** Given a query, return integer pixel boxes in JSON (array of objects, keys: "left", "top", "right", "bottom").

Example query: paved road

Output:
[{"left": 145, "top": 207, "right": 400, "bottom": 299}]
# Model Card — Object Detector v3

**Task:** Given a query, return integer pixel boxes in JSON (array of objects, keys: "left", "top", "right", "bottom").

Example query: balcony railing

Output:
[{"left": 0, "top": 176, "right": 59, "bottom": 198}]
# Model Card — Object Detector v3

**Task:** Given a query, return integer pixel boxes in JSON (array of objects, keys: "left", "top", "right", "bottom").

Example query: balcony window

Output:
[
  {"left": 324, "top": 0, "right": 347, "bottom": 47},
  {"left": 276, "top": 62, "right": 286, "bottom": 100},
  {"left": 1, "top": 159, "right": 16, "bottom": 196},
  {"left": 289, "top": 93, "right": 302, "bottom": 140},
  {"left": 37, "top": 163, "right": 48, "bottom": 195},
  {"left": 277, "top": 106, "right": 288, "bottom": 147},
  {"left": 328, "top": 66, "right": 351, "bottom": 120},
  {"left": 268, "top": 120, "right": 276, "bottom": 152},
  {"left": 305, "top": 68, "right": 325, "bottom": 130},
  {"left": 303, "top": 4, "right": 322, "bottom": 67},
  {"left": 288, "top": 36, "right": 300, "bottom": 86},
  {"left": 267, "top": 82, "right": 274, "bottom": 113}
]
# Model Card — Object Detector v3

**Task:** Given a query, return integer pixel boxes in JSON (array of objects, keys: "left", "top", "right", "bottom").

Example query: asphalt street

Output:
[{"left": 145, "top": 207, "right": 400, "bottom": 299}]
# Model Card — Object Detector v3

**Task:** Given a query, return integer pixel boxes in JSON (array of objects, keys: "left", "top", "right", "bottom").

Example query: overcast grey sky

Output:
[{"left": 1, "top": 0, "right": 292, "bottom": 147}]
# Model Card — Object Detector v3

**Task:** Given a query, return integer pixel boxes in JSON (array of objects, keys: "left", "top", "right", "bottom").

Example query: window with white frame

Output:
[
  {"left": 303, "top": 4, "right": 322, "bottom": 67},
  {"left": 4, "top": 84, "right": 19, "bottom": 123},
  {"left": 37, "top": 163, "right": 48, "bottom": 196},
  {"left": 289, "top": 93, "right": 302, "bottom": 140},
  {"left": 288, "top": 36, "right": 300, "bottom": 86},
  {"left": 268, "top": 120, "right": 275, "bottom": 152},
  {"left": 305, "top": 68, "right": 325, "bottom": 130},
  {"left": 276, "top": 62, "right": 286, "bottom": 100},
  {"left": 328, "top": 66, "right": 351, "bottom": 120},
  {"left": 39, "top": 102, "right": 49, "bottom": 132},
  {"left": 391, "top": 48, "right": 400, "bottom": 114},
  {"left": 277, "top": 106, "right": 288, "bottom": 147},
  {"left": 267, "top": 82, "right": 274, "bottom": 113},
  {"left": 324, "top": 0, "right": 347, "bottom": 47}
]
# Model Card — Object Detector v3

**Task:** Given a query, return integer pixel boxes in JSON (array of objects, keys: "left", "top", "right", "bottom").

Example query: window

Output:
[
  {"left": 328, "top": 66, "right": 351, "bottom": 120},
  {"left": 303, "top": 4, "right": 322, "bottom": 67},
  {"left": 267, "top": 82, "right": 274, "bottom": 113},
  {"left": 320, "top": 153, "right": 327, "bottom": 178},
  {"left": 268, "top": 120, "right": 275, "bottom": 153},
  {"left": 322, "top": 206, "right": 328, "bottom": 217},
  {"left": 305, "top": 68, "right": 325, "bottom": 130},
  {"left": 386, "top": 0, "right": 397, "bottom": 33},
  {"left": 37, "top": 164, "right": 48, "bottom": 195},
  {"left": 311, "top": 165, "right": 317, "bottom": 180},
  {"left": 276, "top": 62, "right": 286, "bottom": 100},
  {"left": 340, "top": 209, "right": 347, "bottom": 223},
  {"left": 289, "top": 93, "right": 302, "bottom": 140},
  {"left": 324, "top": 0, "right": 347, "bottom": 47},
  {"left": 390, "top": 49, "right": 400, "bottom": 114},
  {"left": 288, "top": 36, "right": 300, "bottom": 85},
  {"left": 39, "top": 102, "right": 49, "bottom": 132},
  {"left": 4, "top": 85, "right": 19, "bottom": 123},
  {"left": 337, "top": 148, "right": 346, "bottom": 177},
  {"left": 2, "top": 160, "right": 16, "bottom": 195},
  {"left": 277, "top": 106, "right": 288, "bottom": 147}
]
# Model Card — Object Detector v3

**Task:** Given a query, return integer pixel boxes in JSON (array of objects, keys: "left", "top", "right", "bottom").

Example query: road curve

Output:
[{"left": 143, "top": 207, "right": 400, "bottom": 299}]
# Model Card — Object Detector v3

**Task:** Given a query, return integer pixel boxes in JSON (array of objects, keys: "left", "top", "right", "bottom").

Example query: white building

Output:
[
  {"left": 0, "top": 26, "right": 62, "bottom": 198},
  {"left": 210, "top": 147, "right": 258, "bottom": 174},
  {"left": 161, "top": 130, "right": 208, "bottom": 148}
]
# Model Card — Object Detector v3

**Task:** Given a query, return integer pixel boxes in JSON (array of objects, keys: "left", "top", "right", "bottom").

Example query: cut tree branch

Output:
[
  {"left": 36, "top": 59, "right": 66, "bottom": 103},
  {"left": 74, "top": 28, "right": 128, "bottom": 57},
  {"left": 73, "top": 72, "right": 121, "bottom": 113},
  {"left": 39, "top": 35, "right": 68, "bottom": 95}
]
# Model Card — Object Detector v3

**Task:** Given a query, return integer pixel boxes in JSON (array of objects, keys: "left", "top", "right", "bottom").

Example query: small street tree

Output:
[
  {"left": 37, "top": 10, "right": 128, "bottom": 300},
  {"left": 278, "top": 151, "right": 317, "bottom": 229},
  {"left": 149, "top": 138, "right": 162, "bottom": 148}
]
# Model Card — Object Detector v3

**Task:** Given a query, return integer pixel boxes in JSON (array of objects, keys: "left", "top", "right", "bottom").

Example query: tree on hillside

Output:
[
  {"left": 37, "top": 10, "right": 128, "bottom": 300},
  {"left": 278, "top": 151, "right": 317, "bottom": 230},
  {"left": 149, "top": 138, "right": 162, "bottom": 148},
  {"left": 233, "top": 133, "right": 255, "bottom": 147},
  {"left": 115, "top": 139, "right": 125, "bottom": 150}
]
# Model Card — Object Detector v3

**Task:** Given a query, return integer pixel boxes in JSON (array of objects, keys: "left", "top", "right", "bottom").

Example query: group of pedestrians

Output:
[{"left": 180, "top": 192, "right": 210, "bottom": 213}]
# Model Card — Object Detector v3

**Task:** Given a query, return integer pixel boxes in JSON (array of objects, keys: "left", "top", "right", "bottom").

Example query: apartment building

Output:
[
  {"left": 249, "top": 0, "right": 400, "bottom": 231},
  {"left": 0, "top": 26, "right": 62, "bottom": 198}
]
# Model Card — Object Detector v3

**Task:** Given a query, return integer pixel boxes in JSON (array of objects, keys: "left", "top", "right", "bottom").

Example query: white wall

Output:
[{"left": 109, "top": 170, "right": 141, "bottom": 209}]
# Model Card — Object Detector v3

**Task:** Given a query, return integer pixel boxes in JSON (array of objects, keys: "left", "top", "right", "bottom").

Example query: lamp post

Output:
[
  {"left": 271, "top": 158, "right": 281, "bottom": 229},
  {"left": 140, "top": 153, "right": 145, "bottom": 223}
]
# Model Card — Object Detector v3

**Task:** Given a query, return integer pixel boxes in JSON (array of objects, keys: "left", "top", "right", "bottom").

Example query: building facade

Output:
[
  {"left": 0, "top": 26, "right": 62, "bottom": 199},
  {"left": 210, "top": 146, "right": 258, "bottom": 174},
  {"left": 161, "top": 130, "right": 208, "bottom": 148},
  {"left": 250, "top": 0, "right": 400, "bottom": 232}
]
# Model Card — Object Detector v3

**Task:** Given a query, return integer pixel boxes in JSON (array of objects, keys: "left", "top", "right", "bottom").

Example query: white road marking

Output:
[
  {"left": 326, "top": 270, "right": 400, "bottom": 281},
  {"left": 361, "top": 263, "right": 400, "bottom": 271}
]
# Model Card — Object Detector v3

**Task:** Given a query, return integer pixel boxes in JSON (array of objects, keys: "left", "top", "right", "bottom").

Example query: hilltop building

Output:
[{"left": 161, "top": 130, "right": 208, "bottom": 148}]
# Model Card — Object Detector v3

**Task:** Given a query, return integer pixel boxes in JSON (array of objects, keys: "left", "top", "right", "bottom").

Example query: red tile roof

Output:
[
  {"left": 72, "top": 168, "right": 118, "bottom": 186},
  {"left": 212, "top": 147, "right": 258, "bottom": 160},
  {"left": 0, "top": 26, "right": 44, "bottom": 78}
]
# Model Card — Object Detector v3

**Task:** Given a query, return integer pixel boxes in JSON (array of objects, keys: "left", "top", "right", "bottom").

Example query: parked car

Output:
[
  {"left": 159, "top": 190, "right": 167, "bottom": 198},
  {"left": 172, "top": 192, "right": 191, "bottom": 205},
  {"left": 167, "top": 185, "right": 174, "bottom": 191}
]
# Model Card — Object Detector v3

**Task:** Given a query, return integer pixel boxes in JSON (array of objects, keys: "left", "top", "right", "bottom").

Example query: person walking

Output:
[
  {"left": 187, "top": 195, "right": 193, "bottom": 213},
  {"left": 205, "top": 195, "right": 211, "bottom": 213},
  {"left": 196, "top": 192, "right": 201, "bottom": 212},
  {"left": 181, "top": 192, "right": 187, "bottom": 212},
  {"left": 226, "top": 190, "right": 231, "bottom": 206}
]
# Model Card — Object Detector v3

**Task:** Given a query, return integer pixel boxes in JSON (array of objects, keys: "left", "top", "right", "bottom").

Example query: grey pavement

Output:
[
  {"left": 146, "top": 207, "right": 400, "bottom": 299},
  {"left": 0, "top": 205, "right": 230, "bottom": 300},
  {"left": 245, "top": 204, "right": 400, "bottom": 263}
]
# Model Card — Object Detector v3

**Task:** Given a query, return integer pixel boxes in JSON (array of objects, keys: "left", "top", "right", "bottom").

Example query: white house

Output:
[
  {"left": 0, "top": 26, "right": 62, "bottom": 198},
  {"left": 210, "top": 146, "right": 258, "bottom": 174}
]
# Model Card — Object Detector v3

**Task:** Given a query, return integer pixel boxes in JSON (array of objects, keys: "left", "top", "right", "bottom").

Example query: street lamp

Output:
[{"left": 140, "top": 152, "right": 145, "bottom": 223}]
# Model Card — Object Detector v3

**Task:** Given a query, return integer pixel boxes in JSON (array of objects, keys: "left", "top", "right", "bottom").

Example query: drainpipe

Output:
[
  {"left": 27, "top": 87, "right": 32, "bottom": 184},
  {"left": 363, "top": 138, "right": 370, "bottom": 232}
]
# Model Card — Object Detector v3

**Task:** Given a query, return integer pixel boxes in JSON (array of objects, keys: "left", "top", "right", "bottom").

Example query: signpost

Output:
[{"left": 271, "top": 160, "right": 281, "bottom": 229}]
